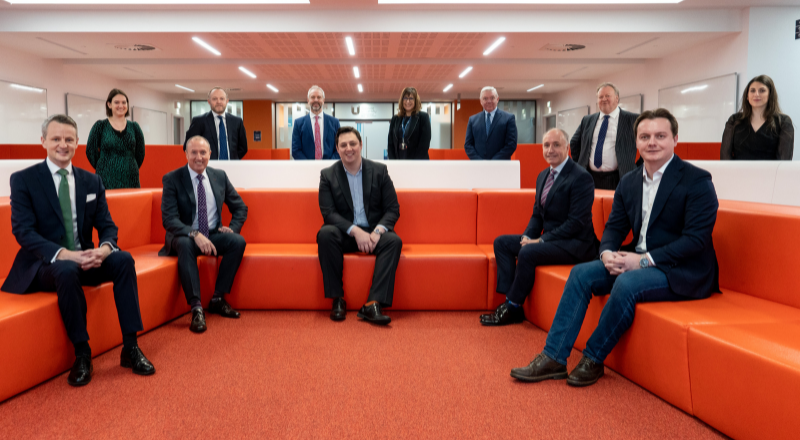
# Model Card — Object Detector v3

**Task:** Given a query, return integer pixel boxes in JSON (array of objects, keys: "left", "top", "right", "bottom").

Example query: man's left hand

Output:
[
  {"left": 81, "top": 244, "right": 113, "bottom": 271},
  {"left": 218, "top": 226, "right": 234, "bottom": 234},
  {"left": 616, "top": 252, "right": 643, "bottom": 273}
]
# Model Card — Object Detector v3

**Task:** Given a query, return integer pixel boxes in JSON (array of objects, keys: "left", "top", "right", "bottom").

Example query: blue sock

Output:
[{"left": 506, "top": 300, "right": 520, "bottom": 308}]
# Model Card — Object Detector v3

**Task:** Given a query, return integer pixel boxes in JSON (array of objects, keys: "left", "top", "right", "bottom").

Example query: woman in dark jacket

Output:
[
  {"left": 721, "top": 74, "right": 794, "bottom": 160},
  {"left": 387, "top": 87, "right": 431, "bottom": 160}
]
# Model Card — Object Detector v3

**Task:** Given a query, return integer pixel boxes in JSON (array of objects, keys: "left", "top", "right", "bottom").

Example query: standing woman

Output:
[
  {"left": 87, "top": 89, "right": 146, "bottom": 188},
  {"left": 721, "top": 75, "right": 794, "bottom": 160},
  {"left": 388, "top": 87, "right": 431, "bottom": 159}
]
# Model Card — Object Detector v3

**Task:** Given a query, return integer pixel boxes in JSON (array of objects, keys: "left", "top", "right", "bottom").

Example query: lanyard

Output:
[{"left": 401, "top": 117, "right": 411, "bottom": 138}]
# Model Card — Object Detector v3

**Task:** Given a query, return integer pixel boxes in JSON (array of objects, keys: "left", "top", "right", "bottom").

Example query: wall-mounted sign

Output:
[
  {"left": 796, "top": 19, "right": 799, "bottom": 40},
  {"left": 254, "top": 130, "right": 261, "bottom": 142},
  {"left": 334, "top": 103, "right": 393, "bottom": 121}
]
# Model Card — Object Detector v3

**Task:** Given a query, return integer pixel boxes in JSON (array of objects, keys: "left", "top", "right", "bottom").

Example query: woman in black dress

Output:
[
  {"left": 86, "top": 88, "right": 146, "bottom": 188},
  {"left": 387, "top": 87, "right": 431, "bottom": 160},
  {"left": 721, "top": 75, "right": 794, "bottom": 160}
]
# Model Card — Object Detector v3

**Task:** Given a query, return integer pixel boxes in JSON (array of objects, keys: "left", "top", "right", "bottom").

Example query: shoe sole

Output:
[
  {"left": 120, "top": 360, "right": 156, "bottom": 376},
  {"left": 480, "top": 319, "right": 524, "bottom": 326},
  {"left": 67, "top": 377, "right": 92, "bottom": 387},
  {"left": 566, "top": 374, "right": 604, "bottom": 387},
  {"left": 356, "top": 312, "right": 391, "bottom": 325},
  {"left": 190, "top": 326, "right": 207, "bottom": 333},
  {"left": 510, "top": 371, "right": 568, "bottom": 382},
  {"left": 330, "top": 315, "right": 346, "bottom": 321}
]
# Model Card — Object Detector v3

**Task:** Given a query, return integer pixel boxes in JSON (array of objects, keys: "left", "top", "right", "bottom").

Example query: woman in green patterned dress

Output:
[{"left": 86, "top": 89, "right": 145, "bottom": 189}]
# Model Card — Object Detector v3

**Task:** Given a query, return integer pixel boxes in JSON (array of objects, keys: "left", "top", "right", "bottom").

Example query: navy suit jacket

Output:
[
  {"left": 524, "top": 158, "right": 597, "bottom": 261},
  {"left": 599, "top": 155, "right": 720, "bottom": 298},
  {"left": 464, "top": 109, "right": 517, "bottom": 160},
  {"left": 184, "top": 111, "right": 248, "bottom": 160},
  {"left": 292, "top": 113, "right": 341, "bottom": 160},
  {"left": 2, "top": 161, "right": 118, "bottom": 294}
]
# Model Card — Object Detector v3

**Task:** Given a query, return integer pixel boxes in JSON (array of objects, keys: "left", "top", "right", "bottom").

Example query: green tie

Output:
[{"left": 57, "top": 169, "right": 76, "bottom": 251}]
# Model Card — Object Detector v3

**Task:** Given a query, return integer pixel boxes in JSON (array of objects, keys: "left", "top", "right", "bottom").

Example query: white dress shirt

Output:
[
  {"left": 635, "top": 155, "right": 675, "bottom": 264},
  {"left": 211, "top": 111, "right": 231, "bottom": 160},
  {"left": 311, "top": 112, "right": 324, "bottom": 153},
  {"left": 188, "top": 165, "right": 219, "bottom": 231},
  {"left": 589, "top": 105, "right": 620, "bottom": 172}
]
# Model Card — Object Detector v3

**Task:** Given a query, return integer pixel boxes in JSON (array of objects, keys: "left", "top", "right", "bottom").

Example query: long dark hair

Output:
[
  {"left": 736, "top": 75, "right": 782, "bottom": 132},
  {"left": 105, "top": 88, "right": 130, "bottom": 117}
]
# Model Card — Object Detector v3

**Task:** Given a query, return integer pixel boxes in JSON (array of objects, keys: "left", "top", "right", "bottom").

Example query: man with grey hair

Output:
[
  {"left": 569, "top": 82, "right": 639, "bottom": 189},
  {"left": 184, "top": 86, "right": 248, "bottom": 160},
  {"left": 292, "top": 85, "right": 341, "bottom": 160},
  {"left": 464, "top": 86, "right": 517, "bottom": 160},
  {"left": 481, "top": 128, "right": 596, "bottom": 325}
]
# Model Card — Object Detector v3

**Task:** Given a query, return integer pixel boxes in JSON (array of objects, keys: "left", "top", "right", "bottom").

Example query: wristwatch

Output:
[
  {"left": 373, "top": 228, "right": 384, "bottom": 236},
  {"left": 639, "top": 255, "right": 650, "bottom": 269},
  {"left": 189, "top": 230, "right": 200, "bottom": 238}
]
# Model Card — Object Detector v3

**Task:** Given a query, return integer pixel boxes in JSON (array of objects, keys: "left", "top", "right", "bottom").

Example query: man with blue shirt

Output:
[
  {"left": 292, "top": 85, "right": 341, "bottom": 160},
  {"left": 464, "top": 86, "right": 517, "bottom": 160}
]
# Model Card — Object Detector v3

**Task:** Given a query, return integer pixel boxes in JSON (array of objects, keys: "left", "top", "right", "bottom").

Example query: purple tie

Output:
[
  {"left": 540, "top": 170, "right": 557, "bottom": 206},
  {"left": 196, "top": 175, "right": 209, "bottom": 237}
]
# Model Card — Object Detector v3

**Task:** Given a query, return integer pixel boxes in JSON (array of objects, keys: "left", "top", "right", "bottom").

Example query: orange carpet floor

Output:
[{"left": 0, "top": 311, "right": 726, "bottom": 439}]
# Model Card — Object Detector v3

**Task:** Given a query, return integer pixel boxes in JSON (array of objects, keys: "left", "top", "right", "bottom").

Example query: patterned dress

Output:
[{"left": 86, "top": 119, "right": 145, "bottom": 189}]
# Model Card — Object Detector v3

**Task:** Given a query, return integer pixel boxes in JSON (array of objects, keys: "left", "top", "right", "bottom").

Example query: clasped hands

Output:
[
  {"left": 57, "top": 244, "right": 113, "bottom": 271},
  {"left": 194, "top": 226, "right": 235, "bottom": 256},
  {"left": 352, "top": 226, "right": 384, "bottom": 254},
  {"left": 601, "top": 251, "right": 643, "bottom": 276}
]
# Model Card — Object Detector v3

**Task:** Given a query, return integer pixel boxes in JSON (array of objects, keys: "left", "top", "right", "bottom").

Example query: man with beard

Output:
[
  {"left": 184, "top": 87, "right": 248, "bottom": 160},
  {"left": 292, "top": 85, "right": 342, "bottom": 160}
]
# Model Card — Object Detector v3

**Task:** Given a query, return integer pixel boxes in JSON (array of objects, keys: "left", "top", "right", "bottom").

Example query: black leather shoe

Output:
[
  {"left": 190, "top": 308, "right": 207, "bottom": 333},
  {"left": 67, "top": 356, "right": 93, "bottom": 387},
  {"left": 510, "top": 353, "right": 568, "bottom": 382},
  {"left": 120, "top": 346, "right": 156, "bottom": 376},
  {"left": 208, "top": 297, "right": 240, "bottom": 318},
  {"left": 357, "top": 302, "right": 391, "bottom": 325},
  {"left": 480, "top": 301, "right": 525, "bottom": 326},
  {"left": 331, "top": 298, "right": 346, "bottom": 321},
  {"left": 567, "top": 355, "right": 605, "bottom": 387}
]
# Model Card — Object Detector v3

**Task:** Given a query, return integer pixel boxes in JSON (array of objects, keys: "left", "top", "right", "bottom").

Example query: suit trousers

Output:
[
  {"left": 589, "top": 169, "right": 620, "bottom": 190},
  {"left": 171, "top": 232, "right": 246, "bottom": 305},
  {"left": 27, "top": 251, "right": 143, "bottom": 345},
  {"left": 494, "top": 235, "right": 581, "bottom": 305},
  {"left": 317, "top": 225, "right": 403, "bottom": 307}
]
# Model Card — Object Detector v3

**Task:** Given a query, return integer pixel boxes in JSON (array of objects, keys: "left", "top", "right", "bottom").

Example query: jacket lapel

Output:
[
  {"left": 582, "top": 113, "right": 600, "bottom": 166},
  {"left": 631, "top": 166, "right": 644, "bottom": 235},
  {"left": 207, "top": 167, "right": 225, "bottom": 220},
  {"left": 404, "top": 114, "right": 419, "bottom": 141},
  {"left": 487, "top": 110, "right": 500, "bottom": 138},
  {"left": 615, "top": 110, "right": 628, "bottom": 145},
  {"left": 334, "top": 162, "right": 354, "bottom": 214},
  {"left": 181, "top": 166, "right": 197, "bottom": 208},
  {"left": 37, "top": 161, "right": 63, "bottom": 220},
  {"left": 542, "top": 159, "right": 572, "bottom": 213},
  {"left": 647, "top": 157, "right": 683, "bottom": 229},
  {"left": 206, "top": 112, "right": 218, "bottom": 148},
  {"left": 73, "top": 168, "right": 87, "bottom": 244},
  {"left": 361, "top": 159, "right": 372, "bottom": 220}
]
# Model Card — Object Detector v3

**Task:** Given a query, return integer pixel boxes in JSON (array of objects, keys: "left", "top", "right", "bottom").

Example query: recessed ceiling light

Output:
[
  {"left": 527, "top": 84, "right": 544, "bottom": 92},
  {"left": 266, "top": 84, "right": 279, "bottom": 92},
  {"left": 358, "top": 84, "right": 363, "bottom": 93},
  {"left": 9, "top": 83, "right": 45, "bottom": 93},
  {"left": 175, "top": 84, "right": 195, "bottom": 92},
  {"left": 459, "top": 67, "right": 473, "bottom": 78},
  {"left": 378, "top": 0, "right": 680, "bottom": 3},
  {"left": 192, "top": 37, "right": 220, "bottom": 56},
  {"left": 6, "top": 0, "right": 309, "bottom": 3},
  {"left": 345, "top": 37, "right": 355, "bottom": 56},
  {"left": 353, "top": 66, "right": 360, "bottom": 79},
  {"left": 443, "top": 84, "right": 454, "bottom": 92},
  {"left": 239, "top": 66, "right": 257, "bottom": 79},
  {"left": 483, "top": 37, "right": 506, "bottom": 56}
]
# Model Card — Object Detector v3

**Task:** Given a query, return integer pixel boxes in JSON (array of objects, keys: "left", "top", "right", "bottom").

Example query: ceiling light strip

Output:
[
  {"left": 443, "top": 84, "right": 454, "bottom": 92},
  {"left": 358, "top": 84, "right": 363, "bottom": 93},
  {"left": 192, "top": 37, "right": 221, "bottom": 56},
  {"left": 459, "top": 66, "right": 473, "bottom": 78},
  {"left": 239, "top": 66, "right": 257, "bottom": 78},
  {"left": 345, "top": 37, "right": 356, "bottom": 56},
  {"left": 267, "top": 84, "right": 279, "bottom": 92},
  {"left": 175, "top": 84, "right": 195, "bottom": 92},
  {"left": 527, "top": 84, "right": 544, "bottom": 92},
  {"left": 353, "top": 66, "right": 360, "bottom": 79},
  {"left": 483, "top": 37, "right": 505, "bottom": 56}
]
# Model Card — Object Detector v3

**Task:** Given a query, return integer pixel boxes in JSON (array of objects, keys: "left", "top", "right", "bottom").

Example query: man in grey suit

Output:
[
  {"left": 464, "top": 86, "right": 518, "bottom": 160},
  {"left": 570, "top": 83, "right": 639, "bottom": 190}
]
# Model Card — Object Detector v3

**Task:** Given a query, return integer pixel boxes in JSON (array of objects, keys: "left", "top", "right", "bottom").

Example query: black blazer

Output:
[
  {"left": 720, "top": 113, "right": 794, "bottom": 160},
  {"left": 159, "top": 165, "right": 248, "bottom": 256},
  {"left": 319, "top": 159, "right": 400, "bottom": 234},
  {"left": 600, "top": 155, "right": 720, "bottom": 298},
  {"left": 2, "top": 161, "right": 118, "bottom": 294},
  {"left": 464, "top": 109, "right": 517, "bottom": 160},
  {"left": 524, "top": 158, "right": 597, "bottom": 261},
  {"left": 570, "top": 108, "right": 639, "bottom": 180},
  {"left": 388, "top": 112, "right": 431, "bottom": 160},
  {"left": 184, "top": 111, "right": 248, "bottom": 160}
]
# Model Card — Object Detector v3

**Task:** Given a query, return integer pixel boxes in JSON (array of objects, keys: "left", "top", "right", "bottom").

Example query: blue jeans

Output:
[{"left": 542, "top": 260, "right": 686, "bottom": 365}]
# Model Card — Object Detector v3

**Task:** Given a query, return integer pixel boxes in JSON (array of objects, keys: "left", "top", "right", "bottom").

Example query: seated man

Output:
[
  {"left": 481, "top": 128, "right": 597, "bottom": 326},
  {"left": 2, "top": 114, "right": 155, "bottom": 387},
  {"left": 317, "top": 126, "right": 402, "bottom": 325},
  {"left": 511, "top": 108, "right": 719, "bottom": 387},
  {"left": 159, "top": 136, "right": 248, "bottom": 333}
]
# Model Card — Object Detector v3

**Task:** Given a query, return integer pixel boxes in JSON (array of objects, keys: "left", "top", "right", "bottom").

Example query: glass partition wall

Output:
[
  {"left": 190, "top": 100, "right": 244, "bottom": 120},
  {"left": 499, "top": 100, "right": 536, "bottom": 144}
]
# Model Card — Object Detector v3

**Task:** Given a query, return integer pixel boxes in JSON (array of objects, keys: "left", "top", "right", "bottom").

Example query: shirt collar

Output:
[
  {"left": 187, "top": 164, "right": 209, "bottom": 181},
  {"left": 485, "top": 108, "right": 498, "bottom": 118},
  {"left": 601, "top": 105, "right": 620, "bottom": 120},
  {"left": 212, "top": 110, "right": 225, "bottom": 119},
  {"left": 643, "top": 154, "right": 675, "bottom": 182},
  {"left": 46, "top": 157, "right": 72, "bottom": 175},
  {"left": 550, "top": 157, "right": 569, "bottom": 175},
  {"left": 342, "top": 160, "right": 363, "bottom": 177}
]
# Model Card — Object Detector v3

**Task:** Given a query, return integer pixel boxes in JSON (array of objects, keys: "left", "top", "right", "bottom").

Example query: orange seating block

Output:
[{"left": 683, "top": 142, "right": 721, "bottom": 160}]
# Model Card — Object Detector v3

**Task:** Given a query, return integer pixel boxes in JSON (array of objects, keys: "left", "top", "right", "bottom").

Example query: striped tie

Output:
[
  {"left": 196, "top": 175, "right": 209, "bottom": 237},
  {"left": 540, "top": 170, "right": 557, "bottom": 206},
  {"left": 314, "top": 116, "right": 322, "bottom": 160}
]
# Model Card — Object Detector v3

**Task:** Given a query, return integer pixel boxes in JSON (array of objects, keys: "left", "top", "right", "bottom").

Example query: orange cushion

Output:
[
  {"left": 98, "top": 190, "right": 153, "bottom": 249},
  {"left": 514, "top": 144, "right": 549, "bottom": 189},
  {"left": 475, "top": 190, "right": 537, "bottom": 245},
  {"left": 395, "top": 190, "right": 477, "bottom": 244},
  {"left": 238, "top": 190, "right": 322, "bottom": 244},
  {"left": 0, "top": 202, "right": 19, "bottom": 279}
]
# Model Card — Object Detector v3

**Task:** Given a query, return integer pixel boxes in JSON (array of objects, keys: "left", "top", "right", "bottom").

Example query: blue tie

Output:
[
  {"left": 485, "top": 112, "right": 492, "bottom": 137},
  {"left": 594, "top": 115, "right": 610, "bottom": 169},
  {"left": 217, "top": 115, "right": 229, "bottom": 160}
]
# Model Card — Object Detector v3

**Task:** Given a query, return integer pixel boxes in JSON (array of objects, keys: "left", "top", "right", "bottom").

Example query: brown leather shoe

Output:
[
  {"left": 480, "top": 301, "right": 525, "bottom": 326},
  {"left": 190, "top": 308, "right": 207, "bottom": 333},
  {"left": 567, "top": 355, "right": 605, "bottom": 387},
  {"left": 510, "top": 353, "right": 568, "bottom": 382}
]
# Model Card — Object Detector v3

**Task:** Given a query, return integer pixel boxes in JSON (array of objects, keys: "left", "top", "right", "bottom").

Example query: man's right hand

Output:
[
  {"left": 194, "top": 233, "right": 217, "bottom": 256},
  {"left": 57, "top": 249, "right": 103, "bottom": 271},
  {"left": 351, "top": 227, "right": 373, "bottom": 253}
]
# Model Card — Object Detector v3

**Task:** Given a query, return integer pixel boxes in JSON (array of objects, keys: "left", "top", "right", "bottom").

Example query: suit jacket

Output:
[
  {"left": 464, "top": 109, "right": 517, "bottom": 160},
  {"left": 524, "top": 158, "right": 597, "bottom": 260},
  {"left": 570, "top": 108, "right": 638, "bottom": 180},
  {"left": 291, "top": 113, "right": 341, "bottom": 160},
  {"left": 599, "top": 155, "right": 720, "bottom": 298},
  {"left": 388, "top": 112, "right": 431, "bottom": 160},
  {"left": 2, "top": 161, "right": 118, "bottom": 294},
  {"left": 184, "top": 111, "right": 248, "bottom": 160},
  {"left": 319, "top": 159, "right": 400, "bottom": 234},
  {"left": 159, "top": 165, "right": 248, "bottom": 256}
]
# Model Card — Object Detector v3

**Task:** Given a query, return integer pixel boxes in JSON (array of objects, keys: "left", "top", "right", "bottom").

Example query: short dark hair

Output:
[
  {"left": 42, "top": 114, "right": 78, "bottom": 138},
  {"left": 634, "top": 108, "right": 679, "bottom": 137},
  {"left": 105, "top": 88, "right": 130, "bottom": 117},
  {"left": 336, "top": 126, "right": 362, "bottom": 146}
]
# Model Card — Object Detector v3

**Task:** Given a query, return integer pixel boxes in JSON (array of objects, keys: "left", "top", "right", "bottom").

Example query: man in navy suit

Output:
[
  {"left": 2, "top": 115, "right": 155, "bottom": 387},
  {"left": 464, "top": 86, "right": 517, "bottom": 160},
  {"left": 481, "top": 128, "right": 597, "bottom": 326},
  {"left": 511, "top": 108, "right": 719, "bottom": 387},
  {"left": 292, "top": 85, "right": 341, "bottom": 160},
  {"left": 184, "top": 87, "right": 248, "bottom": 160}
]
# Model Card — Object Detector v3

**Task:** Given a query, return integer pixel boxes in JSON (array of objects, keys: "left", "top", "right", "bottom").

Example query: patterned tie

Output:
[
  {"left": 56, "top": 169, "right": 75, "bottom": 250},
  {"left": 217, "top": 115, "right": 229, "bottom": 160},
  {"left": 540, "top": 170, "right": 557, "bottom": 207},
  {"left": 594, "top": 115, "right": 610, "bottom": 169},
  {"left": 314, "top": 115, "right": 322, "bottom": 160},
  {"left": 196, "top": 175, "right": 209, "bottom": 237},
  {"left": 485, "top": 112, "right": 492, "bottom": 136}
]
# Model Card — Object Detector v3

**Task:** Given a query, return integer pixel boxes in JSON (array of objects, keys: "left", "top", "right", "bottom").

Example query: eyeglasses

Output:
[{"left": 403, "top": 97, "right": 415, "bottom": 101}]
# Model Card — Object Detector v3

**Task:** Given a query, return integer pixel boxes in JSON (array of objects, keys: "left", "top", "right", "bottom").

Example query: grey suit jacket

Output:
[{"left": 570, "top": 108, "right": 639, "bottom": 181}]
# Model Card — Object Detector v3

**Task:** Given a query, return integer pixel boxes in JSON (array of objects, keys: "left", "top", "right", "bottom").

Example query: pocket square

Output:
[{"left": 86, "top": 194, "right": 96, "bottom": 202}]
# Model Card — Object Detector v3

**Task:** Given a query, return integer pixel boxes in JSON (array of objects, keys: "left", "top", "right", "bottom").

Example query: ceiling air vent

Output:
[
  {"left": 114, "top": 44, "right": 158, "bottom": 52},
  {"left": 227, "top": 88, "right": 242, "bottom": 92},
  {"left": 541, "top": 44, "right": 586, "bottom": 52}
]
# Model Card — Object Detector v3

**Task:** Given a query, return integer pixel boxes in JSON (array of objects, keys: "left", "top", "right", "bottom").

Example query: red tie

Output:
[{"left": 314, "top": 115, "right": 322, "bottom": 160}]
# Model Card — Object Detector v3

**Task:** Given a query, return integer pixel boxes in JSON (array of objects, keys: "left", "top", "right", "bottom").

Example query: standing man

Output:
[
  {"left": 160, "top": 136, "right": 248, "bottom": 333},
  {"left": 184, "top": 87, "right": 248, "bottom": 160},
  {"left": 511, "top": 109, "right": 719, "bottom": 387},
  {"left": 317, "top": 126, "right": 402, "bottom": 325},
  {"left": 481, "top": 128, "right": 597, "bottom": 326},
  {"left": 464, "top": 86, "right": 517, "bottom": 160},
  {"left": 2, "top": 114, "right": 155, "bottom": 387},
  {"left": 292, "top": 85, "right": 341, "bottom": 160},
  {"left": 570, "top": 82, "right": 638, "bottom": 189}
]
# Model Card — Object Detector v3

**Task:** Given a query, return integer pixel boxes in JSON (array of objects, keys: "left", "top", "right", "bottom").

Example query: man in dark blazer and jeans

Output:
[
  {"left": 184, "top": 87, "right": 248, "bottom": 160},
  {"left": 464, "top": 86, "right": 517, "bottom": 160},
  {"left": 481, "top": 128, "right": 597, "bottom": 326},
  {"left": 317, "top": 126, "right": 402, "bottom": 325}
]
